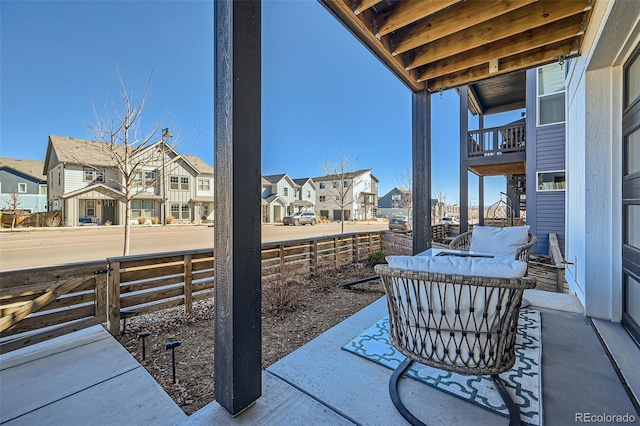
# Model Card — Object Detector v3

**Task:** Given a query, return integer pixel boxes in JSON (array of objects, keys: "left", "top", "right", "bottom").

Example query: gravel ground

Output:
[{"left": 117, "top": 262, "right": 385, "bottom": 415}]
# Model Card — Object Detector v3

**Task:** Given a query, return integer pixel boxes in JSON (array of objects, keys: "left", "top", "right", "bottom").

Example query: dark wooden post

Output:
[
  {"left": 214, "top": 0, "right": 262, "bottom": 416},
  {"left": 459, "top": 85, "right": 469, "bottom": 234},
  {"left": 412, "top": 89, "right": 432, "bottom": 254}
]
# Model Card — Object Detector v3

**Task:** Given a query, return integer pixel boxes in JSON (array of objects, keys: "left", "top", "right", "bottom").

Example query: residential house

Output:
[
  {"left": 261, "top": 174, "right": 316, "bottom": 222},
  {"left": 0, "top": 158, "right": 47, "bottom": 213},
  {"left": 184, "top": 155, "right": 215, "bottom": 224},
  {"left": 378, "top": 187, "right": 446, "bottom": 223},
  {"left": 43, "top": 135, "right": 214, "bottom": 226},
  {"left": 292, "top": 177, "right": 317, "bottom": 214},
  {"left": 314, "top": 169, "right": 378, "bottom": 221}
]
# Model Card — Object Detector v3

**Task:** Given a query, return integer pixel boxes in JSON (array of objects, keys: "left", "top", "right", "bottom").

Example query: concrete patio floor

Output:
[
  {"left": 1, "top": 290, "right": 638, "bottom": 425},
  {"left": 188, "top": 290, "right": 640, "bottom": 425}
]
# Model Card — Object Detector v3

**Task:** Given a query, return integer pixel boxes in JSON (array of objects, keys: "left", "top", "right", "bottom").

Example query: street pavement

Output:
[{"left": 0, "top": 222, "right": 388, "bottom": 271}]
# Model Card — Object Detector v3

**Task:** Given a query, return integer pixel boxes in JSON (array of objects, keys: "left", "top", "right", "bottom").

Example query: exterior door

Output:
[
  {"left": 623, "top": 45, "right": 640, "bottom": 344},
  {"left": 103, "top": 199, "right": 116, "bottom": 225}
]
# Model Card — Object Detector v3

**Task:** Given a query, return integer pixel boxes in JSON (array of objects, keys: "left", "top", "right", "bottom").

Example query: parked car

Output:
[
  {"left": 441, "top": 217, "right": 459, "bottom": 225},
  {"left": 283, "top": 212, "right": 317, "bottom": 226},
  {"left": 389, "top": 215, "right": 411, "bottom": 231}
]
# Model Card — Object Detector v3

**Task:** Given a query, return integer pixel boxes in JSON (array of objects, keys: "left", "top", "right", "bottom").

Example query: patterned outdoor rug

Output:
[{"left": 342, "top": 309, "right": 542, "bottom": 426}]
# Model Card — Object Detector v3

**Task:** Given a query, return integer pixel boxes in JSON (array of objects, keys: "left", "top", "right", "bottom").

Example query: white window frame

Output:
[
  {"left": 180, "top": 177, "right": 189, "bottom": 191},
  {"left": 18, "top": 183, "right": 27, "bottom": 193},
  {"left": 39, "top": 185, "right": 47, "bottom": 195},
  {"left": 181, "top": 203, "right": 190, "bottom": 220},
  {"left": 131, "top": 200, "right": 154, "bottom": 218},
  {"left": 84, "top": 167, "right": 94, "bottom": 181},
  {"left": 86, "top": 200, "right": 96, "bottom": 216},
  {"left": 537, "top": 63, "right": 566, "bottom": 127},
  {"left": 284, "top": 187, "right": 289, "bottom": 197},
  {"left": 170, "top": 176, "right": 179, "bottom": 190},
  {"left": 198, "top": 179, "right": 210, "bottom": 190}
]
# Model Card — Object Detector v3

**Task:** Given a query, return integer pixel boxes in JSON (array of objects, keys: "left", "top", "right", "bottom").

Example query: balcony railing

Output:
[{"left": 467, "top": 122, "right": 526, "bottom": 157}]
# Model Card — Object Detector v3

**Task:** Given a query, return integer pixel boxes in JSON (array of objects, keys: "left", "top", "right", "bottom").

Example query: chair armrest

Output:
[
  {"left": 449, "top": 231, "right": 472, "bottom": 250},
  {"left": 515, "top": 233, "right": 537, "bottom": 262}
]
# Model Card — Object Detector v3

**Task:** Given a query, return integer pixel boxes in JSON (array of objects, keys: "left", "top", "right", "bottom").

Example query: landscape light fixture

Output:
[
  {"left": 160, "top": 128, "right": 172, "bottom": 224},
  {"left": 164, "top": 340, "right": 182, "bottom": 383},
  {"left": 137, "top": 331, "right": 151, "bottom": 360}
]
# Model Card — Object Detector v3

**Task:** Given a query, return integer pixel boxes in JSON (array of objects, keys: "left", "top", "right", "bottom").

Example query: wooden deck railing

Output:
[
  {"left": 0, "top": 261, "right": 108, "bottom": 353},
  {"left": 0, "top": 226, "right": 455, "bottom": 350},
  {"left": 467, "top": 122, "right": 526, "bottom": 157}
]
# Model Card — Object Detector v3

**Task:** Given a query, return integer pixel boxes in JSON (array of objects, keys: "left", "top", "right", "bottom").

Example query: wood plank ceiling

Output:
[{"left": 319, "top": 0, "right": 595, "bottom": 93}]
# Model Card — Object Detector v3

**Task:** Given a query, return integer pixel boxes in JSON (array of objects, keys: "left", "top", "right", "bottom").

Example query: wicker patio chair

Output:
[
  {"left": 374, "top": 265, "right": 536, "bottom": 426},
  {"left": 449, "top": 231, "right": 537, "bottom": 263}
]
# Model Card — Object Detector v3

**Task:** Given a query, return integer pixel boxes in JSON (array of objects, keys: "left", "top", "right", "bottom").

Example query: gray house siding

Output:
[{"left": 526, "top": 67, "right": 566, "bottom": 254}]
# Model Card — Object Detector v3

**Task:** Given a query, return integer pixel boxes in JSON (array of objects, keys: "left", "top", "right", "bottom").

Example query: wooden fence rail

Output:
[{"left": 0, "top": 227, "right": 450, "bottom": 349}]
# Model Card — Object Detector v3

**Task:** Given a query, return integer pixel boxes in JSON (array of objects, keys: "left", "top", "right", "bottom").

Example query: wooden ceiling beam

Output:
[
  {"left": 408, "top": 1, "right": 590, "bottom": 70},
  {"left": 426, "top": 39, "right": 578, "bottom": 91},
  {"left": 354, "top": 0, "right": 382, "bottom": 15},
  {"left": 319, "top": 0, "right": 424, "bottom": 92},
  {"left": 416, "top": 15, "right": 584, "bottom": 81},
  {"left": 375, "top": 0, "right": 461, "bottom": 38},
  {"left": 391, "top": 0, "right": 538, "bottom": 56}
]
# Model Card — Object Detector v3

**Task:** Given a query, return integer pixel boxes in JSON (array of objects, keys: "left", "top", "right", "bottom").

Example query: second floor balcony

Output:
[{"left": 464, "top": 120, "right": 527, "bottom": 177}]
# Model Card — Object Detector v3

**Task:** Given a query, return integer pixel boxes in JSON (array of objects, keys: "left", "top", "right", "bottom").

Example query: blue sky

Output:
[{"left": 1, "top": 0, "right": 521, "bottom": 206}]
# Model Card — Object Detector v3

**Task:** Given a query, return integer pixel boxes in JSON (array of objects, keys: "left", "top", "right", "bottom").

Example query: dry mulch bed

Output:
[{"left": 117, "top": 262, "right": 385, "bottom": 415}]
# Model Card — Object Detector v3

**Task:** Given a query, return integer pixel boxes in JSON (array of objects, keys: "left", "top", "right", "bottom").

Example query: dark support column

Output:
[
  {"left": 478, "top": 113, "right": 484, "bottom": 226},
  {"left": 459, "top": 86, "right": 469, "bottom": 233},
  {"left": 214, "top": 1, "right": 262, "bottom": 416},
  {"left": 412, "top": 89, "right": 432, "bottom": 254}
]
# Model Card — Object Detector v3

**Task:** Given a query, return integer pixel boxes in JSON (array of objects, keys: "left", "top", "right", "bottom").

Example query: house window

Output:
[
  {"left": 170, "top": 176, "right": 179, "bottom": 190},
  {"left": 58, "top": 171, "right": 61, "bottom": 185},
  {"left": 84, "top": 167, "right": 94, "bottom": 181},
  {"left": 18, "top": 183, "right": 27, "bottom": 193},
  {"left": 319, "top": 195, "right": 326, "bottom": 202},
  {"left": 333, "top": 182, "right": 337, "bottom": 188},
  {"left": 537, "top": 63, "right": 566, "bottom": 126},
  {"left": 133, "top": 172, "right": 143, "bottom": 186},
  {"left": 39, "top": 185, "right": 47, "bottom": 195},
  {"left": 319, "top": 183, "right": 325, "bottom": 189},
  {"left": 180, "top": 177, "right": 189, "bottom": 190},
  {"left": 284, "top": 187, "right": 289, "bottom": 196},
  {"left": 131, "top": 200, "right": 154, "bottom": 218},
  {"left": 307, "top": 190, "right": 311, "bottom": 199},
  {"left": 343, "top": 181, "right": 348, "bottom": 188},
  {"left": 203, "top": 202, "right": 210, "bottom": 217},
  {"left": 86, "top": 200, "right": 96, "bottom": 216},
  {"left": 198, "top": 179, "right": 210, "bottom": 190},
  {"left": 294, "top": 188, "right": 299, "bottom": 198},
  {"left": 181, "top": 203, "right": 190, "bottom": 220},
  {"left": 83, "top": 167, "right": 103, "bottom": 182}
]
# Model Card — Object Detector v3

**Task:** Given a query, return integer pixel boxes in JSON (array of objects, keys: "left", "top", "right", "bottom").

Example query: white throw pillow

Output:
[
  {"left": 385, "top": 255, "right": 527, "bottom": 278},
  {"left": 469, "top": 225, "right": 530, "bottom": 255}
]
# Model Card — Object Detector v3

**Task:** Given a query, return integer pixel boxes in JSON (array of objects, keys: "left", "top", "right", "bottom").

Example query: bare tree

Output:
[
  {"left": 319, "top": 151, "right": 364, "bottom": 234},
  {"left": 396, "top": 168, "right": 413, "bottom": 218},
  {"left": 5, "top": 189, "right": 22, "bottom": 230},
  {"left": 434, "top": 188, "right": 448, "bottom": 224},
  {"left": 84, "top": 68, "right": 171, "bottom": 255}
]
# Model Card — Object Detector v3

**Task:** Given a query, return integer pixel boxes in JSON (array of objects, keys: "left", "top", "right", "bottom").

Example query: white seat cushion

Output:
[
  {"left": 386, "top": 255, "right": 527, "bottom": 279},
  {"left": 469, "top": 225, "right": 530, "bottom": 255}
]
